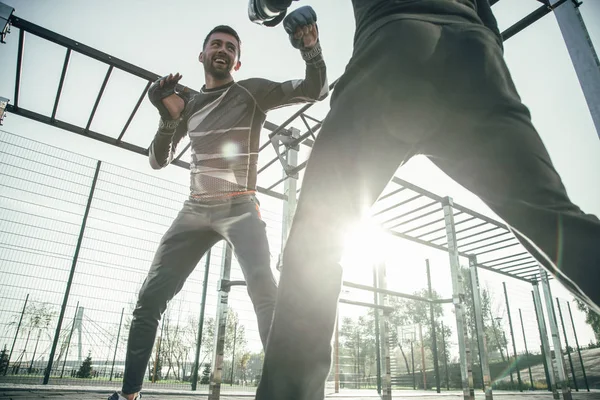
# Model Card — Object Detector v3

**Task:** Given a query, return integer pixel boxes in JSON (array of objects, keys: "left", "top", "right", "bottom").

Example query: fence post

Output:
[
  {"left": 469, "top": 258, "right": 492, "bottom": 399},
  {"left": 567, "top": 301, "right": 589, "bottom": 391},
  {"left": 44, "top": 160, "right": 101, "bottom": 385},
  {"left": 192, "top": 249, "right": 212, "bottom": 391},
  {"left": 5, "top": 293, "right": 28, "bottom": 376},
  {"left": 540, "top": 269, "right": 573, "bottom": 400},
  {"left": 503, "top": 282, "right": 522, "bottom": 391},
  {"left": 532, "top": 282, "right": 559, "bottom": 399},
  {"left": 426, "top": 259, "right": 441, "bottom": 393},
  {"left": 109, "top": 307, "right": 124, "bottom": 381},
  {"left": 518, "top": 309, "right": 534, "bottom": 390},
  {"left": 556, "top": 299, "right": 578, "bottom": 391},
  {"left": 442, "top": 197, "right": 474, "bottom": 400},
  {"left": 60, "top": 302, "right": 79, "bottom": 378},
  {"left": 209, "top": 244, "right": 233, "bottom": 400}
]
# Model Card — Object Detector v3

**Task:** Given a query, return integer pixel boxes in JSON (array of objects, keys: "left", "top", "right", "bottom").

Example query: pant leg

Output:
[
  {"left": 213, "top": 197, "right": 277, "bottom": 349},
  {"left": 422, "top": 23, "right": 600, "bottom": 314},
  {"left": 255, "top": 21, "right": 450, "bottom": 399},
  {"left": 122, "top": 202, "right": 220, "bottom": 394}
]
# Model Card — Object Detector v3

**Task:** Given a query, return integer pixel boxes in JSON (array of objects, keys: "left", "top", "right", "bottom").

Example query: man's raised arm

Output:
[
  {"left": 147, "top": 73, "right": 190, "bottom": 170},
  {"left": 251, "top": 5, "right": 328, "bottom": 112}
]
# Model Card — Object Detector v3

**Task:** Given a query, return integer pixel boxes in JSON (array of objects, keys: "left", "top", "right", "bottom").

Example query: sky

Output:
[{"left": 0, "top": 0, "right": 599, "bottom": 368}]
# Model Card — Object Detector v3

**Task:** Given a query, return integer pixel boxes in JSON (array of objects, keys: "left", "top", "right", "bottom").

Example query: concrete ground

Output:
[{"left": 1, "top": 386, "right": 600, "bottom": 400}]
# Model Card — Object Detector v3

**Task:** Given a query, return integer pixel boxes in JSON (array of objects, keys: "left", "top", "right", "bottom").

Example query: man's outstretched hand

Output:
[
  {"left": 283, "top": 6, "right": 318, "bottom": 50},
  {"left": 148, "top": 73, "right": 188, "bottom": 120}
]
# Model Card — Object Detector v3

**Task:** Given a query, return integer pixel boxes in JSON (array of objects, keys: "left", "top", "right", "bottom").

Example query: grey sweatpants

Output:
[
  {"left": 256, "top": 19, "right": 600, "bottom": 400},
  {"left": 122, "top": 196, "right": 276, "bottom": 394}
]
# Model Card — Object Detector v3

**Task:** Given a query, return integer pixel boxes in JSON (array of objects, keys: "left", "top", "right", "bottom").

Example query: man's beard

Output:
[{"left": 206, "top": 61, "right": 231, "bottom": 80}]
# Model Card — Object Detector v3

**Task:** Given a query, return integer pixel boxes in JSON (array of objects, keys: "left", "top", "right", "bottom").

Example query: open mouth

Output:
[{"left": 213, "top": 57, "right": 228, "bottom": 66}]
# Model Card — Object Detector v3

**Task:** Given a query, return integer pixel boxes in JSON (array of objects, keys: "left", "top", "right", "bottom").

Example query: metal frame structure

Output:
[{"left": 1, "top": 0, "right": 597, "bottom": 399}]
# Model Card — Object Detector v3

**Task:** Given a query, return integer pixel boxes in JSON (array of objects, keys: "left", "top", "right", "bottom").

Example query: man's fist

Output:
[
  {"left": 283, "top": 6, "right": 318, "bottom": 50},
  {"left": 148, "top": 73, "right": 190, "bottom": 120},
  {"left": 248, "top": 0, "right": 299, "bottom": 27}
]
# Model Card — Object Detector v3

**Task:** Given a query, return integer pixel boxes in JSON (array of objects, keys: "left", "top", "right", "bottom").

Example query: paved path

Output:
[{"left": 1, "top": 387, "right": 600, "bottom": 400}]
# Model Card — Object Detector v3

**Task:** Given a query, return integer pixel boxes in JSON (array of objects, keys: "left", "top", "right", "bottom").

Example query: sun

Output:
[{"left": 340, "top": 218, "right": 393, "bottom": 282}]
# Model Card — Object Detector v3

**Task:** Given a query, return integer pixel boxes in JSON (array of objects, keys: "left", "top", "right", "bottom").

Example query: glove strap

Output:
[
  {"left": 158, "top": 118, "right": 180, "bottom": 133},
  {"left": 301, "top": 41, "right": 322, "bottom": 62}
]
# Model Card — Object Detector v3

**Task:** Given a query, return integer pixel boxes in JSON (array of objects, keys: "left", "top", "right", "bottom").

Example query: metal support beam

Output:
[
  {"left": 503, "top": 282, "right": 523, "bottom": 391},
  {"left": 209, "top": 244, "right": 233, "bottom": 400},
  {"left": 470, "top": 258, "right": 493, "bottom": 400},
  {"left": 376, "top": 261, "right": 392, "bottom": 400},
  {"left": 540, "top": 268, "right": 573, "bottom": 400},
  {"left": 278, "top": 127, "right": 299, "bottom": 271},
  {"left": 373, "top": 264, "right": 382, "bottom": 395},
  {"left": 442, "top": 197, "right": 474, "bottom": 400},
  {"left": 556, "top": 298, "right": 578, "bottom": 391},
  {"left": 567, "top": 301, "right": 590, "bottom": 391},
  {"left": 552, "top": 0, "right": 600, "bottom": 139},
  {"left": 426, "top": 260, "right": 441, "bottom": 394},
  {"left": 191, "top": 249, "right": 212, "bottom": 391},
  {"left": 532, "top": 285, "right": 557, "bottom": 395}
]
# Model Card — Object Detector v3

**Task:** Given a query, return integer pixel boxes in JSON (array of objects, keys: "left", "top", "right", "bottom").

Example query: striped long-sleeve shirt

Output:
[{"left": 149, "top": 44, "right": 328, "bottom": 201}]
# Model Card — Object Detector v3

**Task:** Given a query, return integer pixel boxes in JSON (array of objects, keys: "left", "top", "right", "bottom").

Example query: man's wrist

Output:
[
  {"left": 301, "top": 41, "right": 322, "bottom": 62},
  {"left": 158, "top": 118, "right": 180, "bottom": 133}
]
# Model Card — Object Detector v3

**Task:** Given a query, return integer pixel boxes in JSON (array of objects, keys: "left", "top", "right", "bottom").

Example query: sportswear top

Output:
[{"left": 149, "top": 45, "right": 328, "bottom": 201}]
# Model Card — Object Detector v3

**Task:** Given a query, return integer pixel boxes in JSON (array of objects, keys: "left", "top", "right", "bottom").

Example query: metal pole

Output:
[
  {"left": 192, "top": 249, "right": 212, "bottom": 391},
  {"left": 533, "top": 282, "right": 559, "bottom": 399},
  {"left": 229, "top": 320, "right": 237, "bottom": 386},
  {"left": 209, "top": 243, "right": 233, "bottom": 400},
  {"left": 502, "top": 330, "right": 515, "bottom": 388},
  {"left": 426, "top": 260, "right": 441, "bottom": 393},
  {"left": 5, "top": 293, "right": 28, "bottom": 376},
  {"left": 440, "top": 321, "right": 450, "bottom": 390},
  {"left": 376, "top": 261, "right": 392, "bottom": 400},
  {"left": 540, "top": 269, "right": 573, "bottom": 400},
  {"left": 44, "top": 160, "right": 101, "bottom": 385},
  {"left": 518, "top": 309, "right": 534, "bottom": 390},
  {"left": 556, "top": 299, "right": 578, "bottom": 391},
  {"left": 60, "top": 302, "right": 79, "bottom": 378},
  {"left": 373, "top": 264, "right": 382, "bottom": 395},
  {"left": 502, "top": 282, "right": 522, "bottom": 391},
  {"left": 278, "top": 127, "right": 299, "bottom": 272},
  {"left": 567, "top": 301, "right": 589, "bottom": 391},
  {"left": 442, "top": 197, "right": 474, "bottom": 400},
  {"left": 551, "top": 0, "right": 600, "bottom": 139},
  {"left": 334, "top": 314, "right": 340, "bottom": 393},
  {"left": 109, "top": 307, "right": 124, "bottom": 381},
  {"left": 532, "top": 290, "right": 553, "bottom": 392},
  {"left": 419, "top": 324, "right": 426, "bottom": 390},
  {"left": 469, "top": 258, "right": 492, "bottom": 399},
  {"left": 411, "top": 339, "right": 416, "bottom": 390},
  {"left": 28, "top": 330, "right": 41, "bottom": 373}
]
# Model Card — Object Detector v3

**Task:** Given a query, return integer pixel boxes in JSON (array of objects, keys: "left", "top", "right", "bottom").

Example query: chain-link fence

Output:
[{"left": 1, "top": 129, "right": 596, "bottom": 398}]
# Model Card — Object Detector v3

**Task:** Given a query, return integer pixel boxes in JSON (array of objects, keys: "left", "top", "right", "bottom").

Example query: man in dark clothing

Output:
[
  {"left": 109, "top": 12, "right": 328, "bottom": 400},
  {"left": 248, "top": 0, "right": 600, "bottom": 399}
]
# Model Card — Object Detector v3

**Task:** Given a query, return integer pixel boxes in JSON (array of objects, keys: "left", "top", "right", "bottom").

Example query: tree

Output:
[
  {"left": 0, "top": 346, "right": 9, "bottom": 375},
  {"left": 200, "top": 363, "right": 211, "bottom": 384},
  {"left": 575, "top": 299, "right": 600, "bottom": 344},
  {"left": 76, "top": 352, "right": 93, "bottom": 378}
]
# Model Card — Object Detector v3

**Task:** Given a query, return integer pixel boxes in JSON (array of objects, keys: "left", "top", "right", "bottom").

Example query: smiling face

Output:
[{"left": 199, "top": 31, "right": 241, "bottom": 80}]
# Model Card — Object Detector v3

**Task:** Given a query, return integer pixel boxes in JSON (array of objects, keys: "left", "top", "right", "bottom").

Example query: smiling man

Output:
[{"left": 108, "top": 16, "right": 328, "bottom": 400}]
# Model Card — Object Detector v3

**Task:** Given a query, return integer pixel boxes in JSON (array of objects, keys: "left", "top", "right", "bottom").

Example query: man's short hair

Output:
[{"left": 203, "top": 25, "right": 242, "bottom": 59}]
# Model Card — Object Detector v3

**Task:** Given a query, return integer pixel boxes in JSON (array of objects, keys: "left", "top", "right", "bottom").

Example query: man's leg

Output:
[
  {"left": 424, "top": 23, "right": 600, "bottom": 313},
  {"left": 213, "top": 197, "right": 277, "bottom": 349},
  {"left": 120, "top": 202, "right": 220, "bottom": 396},
  {"left": 254, "top": 27, "right": 449, "bottom": 395}
]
